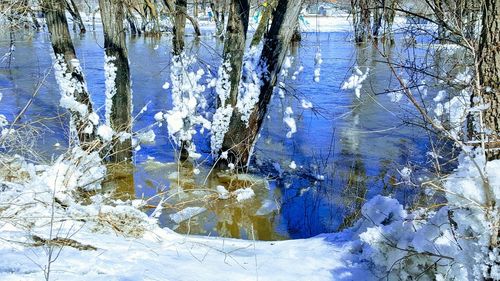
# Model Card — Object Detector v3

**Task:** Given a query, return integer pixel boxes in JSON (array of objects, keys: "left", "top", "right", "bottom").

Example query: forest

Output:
[{"left": 0, "top": 0, "right": 499, "bottom": 280}]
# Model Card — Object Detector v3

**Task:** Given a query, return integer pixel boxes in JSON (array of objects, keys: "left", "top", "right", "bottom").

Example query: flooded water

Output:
[{"left": 0, "top": 28, "right": 438, "bottom": 240}]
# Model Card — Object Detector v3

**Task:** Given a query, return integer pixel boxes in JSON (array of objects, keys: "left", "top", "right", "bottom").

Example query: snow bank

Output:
[{"left": 350, "top": 151, "right": 500, "bottom": 280}]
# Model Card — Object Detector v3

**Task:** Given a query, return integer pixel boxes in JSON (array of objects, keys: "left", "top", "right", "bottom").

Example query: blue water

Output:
[{"left": 0, "top": 28, "right": 435, "bottom": 240}]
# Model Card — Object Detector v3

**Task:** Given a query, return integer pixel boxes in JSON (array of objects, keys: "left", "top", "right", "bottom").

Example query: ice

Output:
[{"left": 169, "top": 207, "right": 207, "bottom": 224}]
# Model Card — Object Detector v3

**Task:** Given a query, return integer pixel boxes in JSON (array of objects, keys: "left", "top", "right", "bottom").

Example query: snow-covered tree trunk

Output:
[
  {"left": 219, "top": 0, "right": 303, "bottom": 168},
  {"left": 99, "top": 0, "right": 133, "bottom": 163},
  {"left": 42, "top": 0, "right": 98, "bottom": 148},
  {"left": 126, "top": 8, "right": 140, "bottom": 36},
  {"left": 478, "top": 0, "right": 500, "bottom": 161}
]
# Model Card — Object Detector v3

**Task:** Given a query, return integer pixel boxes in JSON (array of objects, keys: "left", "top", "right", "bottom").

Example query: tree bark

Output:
[
  {"left": 144, "top": 0, "right": 161, "bottom": 35},
  {"left": 99, "top": 0, "right": 133, "bottom": 163},
  {"left": 372, "top": 0, "right": 383, "bottom": 39},
  {"left": 42, "top": 0, "right": 97, "bottom": 147},
  {"left": 172, "top": 0, "right": 187, "bottom": 54},
  {"left": 211, "top": 1, "right": 225, "bottom": 38},
  {"left": 382, "top": 0, "right": 395, "bottom": 43},
  {"left": 220, "top": 0, "right": 303, "bottom": 168},
  {"left": 250, "top": 0, "right": 275, "bottom": 47},
  {"left": 222, "top": 0, "right": 250, "bottom": 105},
  {"left": 163, "top": 0, "right": 201, "bottom": 37},
  {"left": 478, "top": 0, "right": 500, "bottom": 161},
  {"left": 351, "top": 0, "right": 371, "bottom": 43}
]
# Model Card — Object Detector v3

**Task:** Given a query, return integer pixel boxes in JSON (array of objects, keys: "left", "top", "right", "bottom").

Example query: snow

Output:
[
  {"left": 236, "top": 47, "right": 263, "bottom": 126},
  {"left": 301, "top": 99, "right": 313, "bottom": 109},
  {"left": 215, "top": 59, "right": 232, "bottom": 106},
  {"left": 434, "top": 90, "right": 447, "bottom": 102},
  {"left": 234, "top": 187, "right": 255, "bottom": 202},
  {"left": 350, "top": 150, "right": 500, "bottom": 280},
  {"left": 313, "top": 49, "right": 322, "bottom": 82},
  {"left": 52, "top": 55, "right": 93, "bottom": 129},
  {"left": 137, "top": 129, "right": 156, "bottom": 144},
  {"left": 256, "top": 199, "right": 279, "bottom": 216},
  {"left": 97, "top": 124, "right": 114, "bottom": 142},
  {"left": 0, "top": 113, "right": 7, "bottom": 127},
  {"left": 1, "top": 142, "right": 499, "bottom": 280},
  {"left": 210, "top": 105, "right": 233, "bottom": 153},
  {"left": 0, "top": 151, "right": 372, "bottom": 280},
  {"left": 283, "top": 107, "right": 297, "bottom": 138},
  {"left": 104, "top": 55, "right": 117, "bottom": 126},
  {"left": 398, "top": 166, "right": 411, "bottom": 181},
  {"left": 154, "top": 111, "right": 164, "bottom": 122},
  {"left": 165, "top": 110, "right": 185, "bottom": 135},
  {"left": 341, "top": 67, "right": 369, "bottom": 99},
  {"left": 161, "top": 54, "right": 211, "bottom": 157},
  {"left": 387, "top": 91, "right": 403, "bottom": 103},
  {"left": 216, "top": 185, "right": 230, "bottom": 199}
]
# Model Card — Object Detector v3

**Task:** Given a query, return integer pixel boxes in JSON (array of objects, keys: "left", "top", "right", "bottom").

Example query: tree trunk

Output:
[
  {"left": 250, "top": 0, "right": 275, "bottom": 47},
  {"left": 211, "top": 1, "right": 224, "bottom": 38},
  {"left": 65, "top": 0, "right": 86, "bottom": 33},
  {"left": 163, "top": 0, "right": 201, "bottom": 37},
  {"left": 42, "top": 0, "right": 97, "bottom": 147},
  {"left": 382, "top": 0, "right": 395, "bottom": 43},
  {"left": 144, "top": 0, "right": 161, "bottom": 35},
  {"left": 478, "top": 0, "right": 500, "bottom": 161},
  {"left": 222, "top": 0, "right": 250, "bottom": 105},
  {"left": 372, "top": 0, "right": 383, "bottom": 39},
  {"left": 99, "top": 0, "right": 133, "bottom": 163},
  {"left": 220, "top": 0, "right": 303, "bottom": 168},
  {"left": 351, "top": 0, "right": 370, "bottom": 43},
  {"left": 172, "top": 0, "right": 187, "bottom": 54},
  {"left": 290, "top": 23, "right": 301, "bottom": 42},
  {"left": 126, "top": 9, "right": 140, "bottom": 35}
]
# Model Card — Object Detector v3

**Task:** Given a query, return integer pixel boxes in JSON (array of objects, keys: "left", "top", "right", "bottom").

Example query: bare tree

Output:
[{"left": 99, "top": 0, "right": 133, "bottom": 162}]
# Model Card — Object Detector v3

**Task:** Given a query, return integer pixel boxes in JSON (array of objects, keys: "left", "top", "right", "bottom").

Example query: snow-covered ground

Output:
[
  {"left": 0, "top": 150, "right": 371, "bottom": 281},
  {"left": 0, "top": 146, "right": 498, "bottom": 280}
]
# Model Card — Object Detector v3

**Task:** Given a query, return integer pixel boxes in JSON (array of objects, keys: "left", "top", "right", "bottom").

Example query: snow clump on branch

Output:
[{"left": 341, "top": 66, "right": 369, "bottom": 98}]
